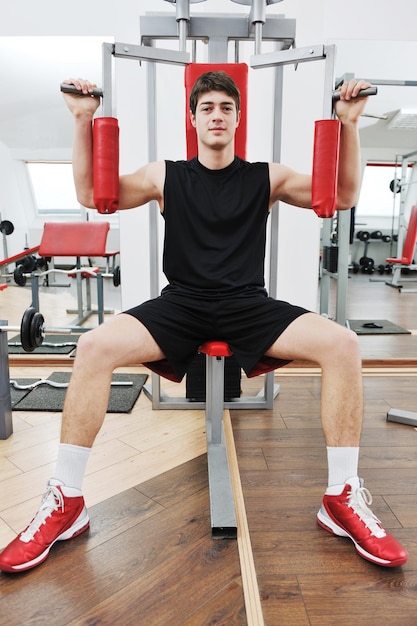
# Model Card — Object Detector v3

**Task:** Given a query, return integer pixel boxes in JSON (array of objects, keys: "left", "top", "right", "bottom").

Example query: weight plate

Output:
[
  {"left": 0, "top": 220, "right": 14, "bottom": 235},
  {"left": 13, "top": 265, "right": 26, "bottom": 286},
  {"left": 31, "top": 311, "right": 45, "bottom": 349},
  {"left": 20, "top": 307, "right": 37, "bottom": 352},
  {"left": 21, "top": 255, "right": 37, "bottom": 272},
  {"left": 113, "top": 265, "right": 121, "bottom": 287},
  {"left": 389, "top": 178, "right": 401, "bottom": 194}
]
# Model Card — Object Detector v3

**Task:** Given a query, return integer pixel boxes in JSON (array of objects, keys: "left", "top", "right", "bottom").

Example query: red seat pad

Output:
[
  {"left": 145, "top": 352, "right": 289, "bottom": 382},
  {"left": 199, "top": 340, "right": 233, "bottom": 358}
]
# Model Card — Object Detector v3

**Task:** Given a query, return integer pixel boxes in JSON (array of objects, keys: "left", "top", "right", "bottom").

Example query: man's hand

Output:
[
  {"left": 61, "top": 78, "right": 101, "bottom": 118},
  {"left": 334, "top": 79, "right": 372, "bottom": 125}
]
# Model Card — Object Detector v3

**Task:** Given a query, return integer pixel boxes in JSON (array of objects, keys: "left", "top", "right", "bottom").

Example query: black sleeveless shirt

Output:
[{"left": 162, "top": 156, "right": 270, "bottom": 296}]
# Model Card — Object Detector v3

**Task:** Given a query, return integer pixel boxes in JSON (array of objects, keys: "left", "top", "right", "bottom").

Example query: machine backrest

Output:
[
  {"left": 184, "top": 63, "right": 248, "bottom": 160},
  {"left": 401, "top": 205, "right": 417, "bottom": 263}
]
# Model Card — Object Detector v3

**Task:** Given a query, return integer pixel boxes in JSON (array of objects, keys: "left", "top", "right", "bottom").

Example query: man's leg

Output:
[
  {"left": 0, "top": 314, "right": 165, "bottom": 573},
  {"left": 61, "top": 313, "right": 164, "bottom": 447},
  {"left": 266, "top": 312, "right": 362, "bottom": 447},
  {"left": 266, "top": 312, "right": 408, "bottom": 567}
]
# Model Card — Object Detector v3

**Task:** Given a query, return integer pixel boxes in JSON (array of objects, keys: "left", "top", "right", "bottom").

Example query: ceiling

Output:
[{"left": 0, "top": 35, "right": 416, "bottom": 163}]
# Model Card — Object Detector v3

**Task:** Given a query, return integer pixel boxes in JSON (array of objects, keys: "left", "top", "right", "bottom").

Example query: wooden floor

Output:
[{"left": 1, "top": 274, "right": 417, "bottom": 625}]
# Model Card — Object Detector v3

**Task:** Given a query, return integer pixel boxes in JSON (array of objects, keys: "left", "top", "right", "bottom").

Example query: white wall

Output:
[
  {"left": 2, "top": 0, "right": 417, "bottom": 311},
  {"left": 0, "top": 144, "right": 35, "bottom": 252}
]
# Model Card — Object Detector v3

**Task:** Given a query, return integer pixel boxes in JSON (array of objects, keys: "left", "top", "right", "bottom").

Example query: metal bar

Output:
[
  {"left": 335, "top": 210, "right": 350, "bottom": 324},
  {"left": 387, "top": 408, "right": 417, "bottom": 427},
  {"left": 250, "top": 44, "right": 326, "bottom": 69},
  {"left": 206, "top": 429, "right": 237, "bottom": 538},
  {"left": 140, "top": 14, "right": 296, "bottom": 45},
  {"left": 113, "top": 42, "right": 189, "bottom": 66},
  {"left": 96, "top": 273, "right": 104, "bottom": 324},
  {"left": 208, "top": 37, "right": 229, "bottom": 63},
  {"left": 207, "top": 355, "right": 225, "bottom": 445},
  {"left": 205, "top": 350, "right": 237, "bottom": 537},
  {"left": 332, "top": 86, "right": 377, "bottom": 101},
  {"left": 145, "top": 57, "right": 164, "bottom": 410},
  {"left": 30, "top": 273, "right": 40, "bottom": 311},
  {"left": 264, "top": 61, "right": 285, "bottom": 408},
  {"left": 360, "top": 79, "right": 417, "bottom": 87},
  {"left": 0, "top": 321, "right": 13, "bottom": 439},
  {"left": 140, "top": 387, "right": 278, "bottom": 410},
  {"left": 269, "top": 62, "right": 283, "bottom": 301},
  {"left": 102, "top": 42, "right": 114, "bottom": 118},
  {"left": 147, "top": 61, "right": 160, "bottom": 301},
  {"left": 402, "top": 148, "right": 417, "bottom": 160}
]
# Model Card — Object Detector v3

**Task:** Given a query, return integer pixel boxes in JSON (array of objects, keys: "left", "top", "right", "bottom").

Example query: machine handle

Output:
[
  {"left": 332, "top": 86, "right": 377, "bottom": 101},
  {"left": 60, "top": 83, "right": 103, "bottom": 98}
]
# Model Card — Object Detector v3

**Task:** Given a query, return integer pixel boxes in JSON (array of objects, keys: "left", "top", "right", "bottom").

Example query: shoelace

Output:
[
  {"left": 20, "top": 486, "right": 64, "bottom": 543},
  {"left": 347, "top": 485, "right": 386, "bottom": 538}
]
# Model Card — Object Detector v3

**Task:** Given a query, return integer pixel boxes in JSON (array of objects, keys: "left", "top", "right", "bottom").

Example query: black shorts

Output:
[{"left": 124, "top": 285, "right": 310, "bottom": 382}]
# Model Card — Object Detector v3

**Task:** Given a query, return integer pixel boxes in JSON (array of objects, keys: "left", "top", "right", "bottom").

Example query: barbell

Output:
[
  {"left": 10, "top": 379, "right": 132, "bottom": 390},
  {"left": 0, "top": 307, "right": 82, "bottom": 353}
]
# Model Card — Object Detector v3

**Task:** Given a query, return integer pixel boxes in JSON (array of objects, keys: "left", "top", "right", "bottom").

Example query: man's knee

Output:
[
  {"left": 75, "top": 329, "right": 107, "bottom": 364},
  {"left": 328, "top": 326, "right": 361, "bottom": 365}
]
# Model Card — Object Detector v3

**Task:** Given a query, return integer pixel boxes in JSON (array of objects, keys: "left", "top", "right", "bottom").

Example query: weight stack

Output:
[
  {"left": 186, "top": 352, "right": 242, "bottom": 401},
  {"left": 322, "top": 245, "right": 339, "bottom": 273}
]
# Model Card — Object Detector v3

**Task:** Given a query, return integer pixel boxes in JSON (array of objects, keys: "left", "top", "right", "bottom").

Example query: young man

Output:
[{"left": 0, "top": 72, "right": 408, "bottom": 573}]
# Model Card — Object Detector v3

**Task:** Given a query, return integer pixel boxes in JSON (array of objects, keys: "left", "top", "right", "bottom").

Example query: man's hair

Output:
[{"left": 189, "top": 71, "right": 241, "bottom": 115}]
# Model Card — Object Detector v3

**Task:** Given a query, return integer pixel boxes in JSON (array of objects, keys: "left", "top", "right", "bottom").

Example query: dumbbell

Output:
[
  {"left": 359, "top": 257, "right": 375, "bottom": 273},
  {"left": 13, "top": 255, "right": 38, "bottom": 286},
  {"left": 0, "top": 307, "right": 80, "bottom": 352},
  {"left": 370, "top": 231, "right": 382, "bottom": 240}
]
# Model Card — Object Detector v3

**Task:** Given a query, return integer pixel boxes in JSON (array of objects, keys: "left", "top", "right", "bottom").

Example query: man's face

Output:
[{"left": 190, "top": 90, "right": 240, "bottom": 151}]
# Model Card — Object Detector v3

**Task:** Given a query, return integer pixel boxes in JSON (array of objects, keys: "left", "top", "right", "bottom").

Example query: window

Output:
[
  {"left": 356, "top": 163, "right": 410, "bottom": 218},
  {"left": 26, "top": 162, "right": 80, "bottom": 215}
]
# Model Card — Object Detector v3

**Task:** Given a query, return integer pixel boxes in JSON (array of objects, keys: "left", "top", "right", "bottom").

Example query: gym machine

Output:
[
  {"left": 385, "top": 150, "right": 417, "bottom": 292},
  {"left": 92, "top": 0, "right": 373, "bottom": 408}
]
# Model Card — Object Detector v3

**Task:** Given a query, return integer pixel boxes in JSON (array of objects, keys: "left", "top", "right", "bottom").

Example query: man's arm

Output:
[
  {"left": 334, "top": 79, "right": 371, "bottom": 210},
  {"left": 269, "top": 79, "right": 371, "bottom": 212},
  {"left": 62, "top": 78, "right": 164, "bottom": 212}
]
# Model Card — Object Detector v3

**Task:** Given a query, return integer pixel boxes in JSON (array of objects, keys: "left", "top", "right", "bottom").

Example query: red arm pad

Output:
[
  {"left": 93, "top": 117, "right": 119, "bottom": 214},
  {"left": 312, "top": 119, "right": 341, "bottom": 218}
]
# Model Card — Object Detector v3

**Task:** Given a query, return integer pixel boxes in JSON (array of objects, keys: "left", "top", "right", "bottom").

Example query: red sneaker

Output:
[
  {"left": 317, "top": 477, "right": 408, "bottom": 567},
  {"left": 0, "top": 479, "right": 89, "bottom": 573}
]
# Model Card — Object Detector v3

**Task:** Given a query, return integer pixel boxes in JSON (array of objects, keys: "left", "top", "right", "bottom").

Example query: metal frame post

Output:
[
  {"left": 320, "top": 45, "right": 350, "bottom": 325},
  {"left": 0, "top": 321, "right": 13, "bottom": 439},
  {"left": 205, "top": 352, "right": 237, "bottom": 538}
]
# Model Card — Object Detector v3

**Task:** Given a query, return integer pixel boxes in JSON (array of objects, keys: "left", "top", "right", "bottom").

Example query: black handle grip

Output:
[
  {"left": 332, "top": 86, "right": 378, "bottom": 101},
  {"left": 60, "top": 83, "right": 103, "bottom": 98}
]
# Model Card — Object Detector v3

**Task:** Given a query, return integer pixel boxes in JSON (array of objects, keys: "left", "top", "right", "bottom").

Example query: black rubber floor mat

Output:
[
  {"left": 12, "top": 372, "right": 148, "bottom": 413},
  {"left": 346, "top": 319, "right": 411, "bottom": 335}
]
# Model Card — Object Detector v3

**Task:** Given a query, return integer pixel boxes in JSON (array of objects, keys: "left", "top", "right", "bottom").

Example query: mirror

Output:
[{"left": 0, "top": 36, "right": 122, "bottom": 322}]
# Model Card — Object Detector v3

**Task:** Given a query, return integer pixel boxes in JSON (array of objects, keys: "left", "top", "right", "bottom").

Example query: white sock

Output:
[
  {"left": 326, "top": 446, "right": 359, "bottom": 492},
  {"left": 52, "top": 443, "right": 91, "bottom": 491}
]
